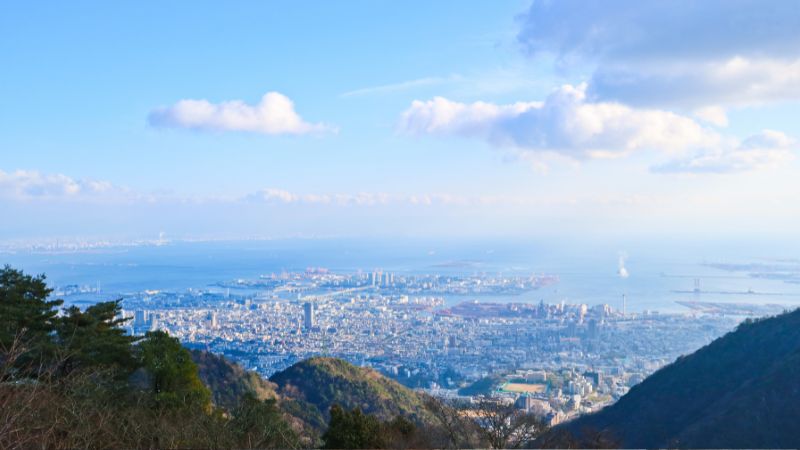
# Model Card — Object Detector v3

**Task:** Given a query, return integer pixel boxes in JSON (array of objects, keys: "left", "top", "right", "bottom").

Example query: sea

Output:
[{"left": 3, "top": 237, "right": 800, "bottom": 313}]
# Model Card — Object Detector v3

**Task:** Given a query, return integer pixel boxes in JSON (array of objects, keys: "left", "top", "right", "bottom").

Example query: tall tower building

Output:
[
  {"left": 622, "top": 294, "right": 627, "bottom": 317},
  {"left": 149, "top": 313, "right": 161, "bottom": 331},
  {"left": 206, "top": 311, "right": 218, "bottom": 329},
  {"left": 134, "top": 310, "right": 147, "bottom": 328},
  {"left": 303, "top": 302, "right": 316, "bottom": 331}
]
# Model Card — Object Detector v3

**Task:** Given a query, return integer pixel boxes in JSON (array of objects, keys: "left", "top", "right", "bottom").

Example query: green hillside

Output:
[
  {"left": 269, "top": 357, "right": 437, "bottom": 431},
  {"left": 547, "top": 308, "right": 800, "bottom": 448},
  {"left": 191, "top": 349, "right": 278, "bottom": 410}
]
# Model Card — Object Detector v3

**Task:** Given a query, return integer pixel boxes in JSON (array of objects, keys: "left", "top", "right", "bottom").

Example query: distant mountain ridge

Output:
[{"left": 546, "top": 308, "right": 800, "bottom": 448}]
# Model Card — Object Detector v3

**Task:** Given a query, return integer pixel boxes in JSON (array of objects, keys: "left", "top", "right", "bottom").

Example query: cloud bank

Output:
[
  {"left": 400, "top": 84, "right": 719, "bottom": 159},
  {"left": 0, "top": 168, "right": 654, "bottom": 209},
  {"left": 517, "top": 0, "right": 800, "bottom": 63},
  {"left": 400, "top": 84, "right": 796, "bottom": 173},
  {"left": 0, "top": 170, "right": 122, "bottom": 201},
  {"left": 4, "top": 167, "right": 798, "bottom": 241},
  {"left": 589, "top": 57, "right": 800, "bottom": 109},
  {"left": 517, "top": 0, "right": 800, "bottom": 108},
  {"left": 148, "top": 92, "right": 335, "bottom": 135},
  {"left": 653, "top": 130, "right": 795, "bottom": 174}
]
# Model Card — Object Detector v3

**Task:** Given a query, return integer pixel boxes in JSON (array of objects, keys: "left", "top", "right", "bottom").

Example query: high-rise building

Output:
[
  {"left": 583, "top": 371, "right": 602, "bottom": 388},
  {"left": 537, "top": 300, "right": 547, "bottom": 318},
  {"left": 587, "top": 318, "right": 599, "bottom": 340},
  {"left": 149, "top": 313, "right": 161, "bottom": 331},
  {"left": 205, "top": 311, "right": 218, "bottom": 329},
  {"left": 134, "top": 309, "right": 147, "bottom": 328},
  {"left": 622, "top": 294, "right": 627, "bottom": 317},
  {"left": 303, "top": 302, "right": 315, "bottom": 330}
]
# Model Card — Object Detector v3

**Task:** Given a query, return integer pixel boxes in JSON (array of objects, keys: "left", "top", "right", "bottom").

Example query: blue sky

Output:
[{"left": 1, "top": 1, "right": 799, "bottom": 242}]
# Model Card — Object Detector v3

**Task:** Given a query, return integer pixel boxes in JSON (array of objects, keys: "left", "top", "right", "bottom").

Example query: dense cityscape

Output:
[{"left": 61, "top": 268, "right": 742, "bottom": 425}]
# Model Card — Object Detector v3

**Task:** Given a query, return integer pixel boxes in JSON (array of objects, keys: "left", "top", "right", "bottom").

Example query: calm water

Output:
[{"left": 3, "top": 238, "right": 800, "bottom": 313}]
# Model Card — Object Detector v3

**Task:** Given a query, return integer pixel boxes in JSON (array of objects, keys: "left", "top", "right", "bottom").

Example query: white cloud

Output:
[
  {"left": 0, "top": 170, "right": 125, "bottom": 201},
  {"left": 652, "top": 130, "right": 796, "bottom": 174},
  {"left": 693, "top": 106, "right": 728, "bottom": 127},
  {"left": 740, "top": 129, "right": 795, "bottom": 149},
  {"left": 589, "top": 57, "right": 800, "bottom": 108},
  {"left": 252, "top": 188, "right": 298, "bottom": 203},
  {"left": 243, "top": 189, "right": 701, "bottom": 211},
  {"left": 247, "top": 189, "right": 394, "bottom": 207},
  {"left": 517, "top": 1, "right": 800, "bottom": 108},
  {"left": 0, "top": 169, "right": 579, "bottom": 209},
  {"left": 245, "top": 188, "right": 653, "bottom": 210},
  {"left": 148, "top": 92, "right": 335, "bottom": 135},
  {"left": 246, "top": 189, "right": 573, "bottom": 208},
  {"left": 340, "top": 76, "right": 456, "bottom": 98},
  {"left": 399, "top": 96, "right": 541, "bottom": 137},
  {"left": 518, "top": 0, "right": 800, "bottom": 64},
  {"left": 400, "top": 84, "right": 720, "bottom": 159}
]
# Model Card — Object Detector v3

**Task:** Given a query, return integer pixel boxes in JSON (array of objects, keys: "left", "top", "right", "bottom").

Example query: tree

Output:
[
  {"left": 322, "top": 405, "right": 384, "bottom": 449},
  {"left": 381, "top": 415, "right": 422, "bottom": 449},
  {"left": 424, "top": 397, "right": 483, "bottom": 449},
  {"left": 55, "top": 300, "right": 139, "bottom": 376},
  {"left": 230, "top": 393, "right": 299, "bottom": 449},
  {"left": 321, "top": 405, "right": 432, "bottom": 449},
  {"left": 472, "top": 397, "right": 547, "bottom": 449},
  {"left": 136, "top": 330, "right": 211, "bottom": 409},
  {"left": 0, "top": 266, "right": 62, "bottom": 370}
]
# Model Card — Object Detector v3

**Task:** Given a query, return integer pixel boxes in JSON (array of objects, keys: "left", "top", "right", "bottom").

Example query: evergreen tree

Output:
[
  {"left": 137, "top": 330, "right": 211, "bottom": 409},
  {"left": 55, "top": 300, "right": 139, "bottom": 376},
  {"left": 0, "top": 266, "right": 63, "bottom": 370},
  {"left": 322, "top": 405, "right": 384, "bottom": 449}
]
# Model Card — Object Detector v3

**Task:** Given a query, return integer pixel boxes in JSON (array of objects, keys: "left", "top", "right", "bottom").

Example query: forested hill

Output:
[
  {"left": 191, "top": 349, "right": 278, "bottom": 410},
  {"left": 269, "top": 356, "right": 439, "bottom": 431},
  {"left": 546, "top": 308, "right": 800, "bottom": 448}
]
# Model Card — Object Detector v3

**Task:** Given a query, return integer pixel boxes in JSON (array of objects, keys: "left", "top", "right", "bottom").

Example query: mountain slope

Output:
[
  {"left": 191, "top": 349, "right": 278, "bottom": 410},
  {"left": 269, "top": 357, "right": 436, "bottom": 431},
  {"left": 549, "top": 308, "right": 800, "bottom": 448}
]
